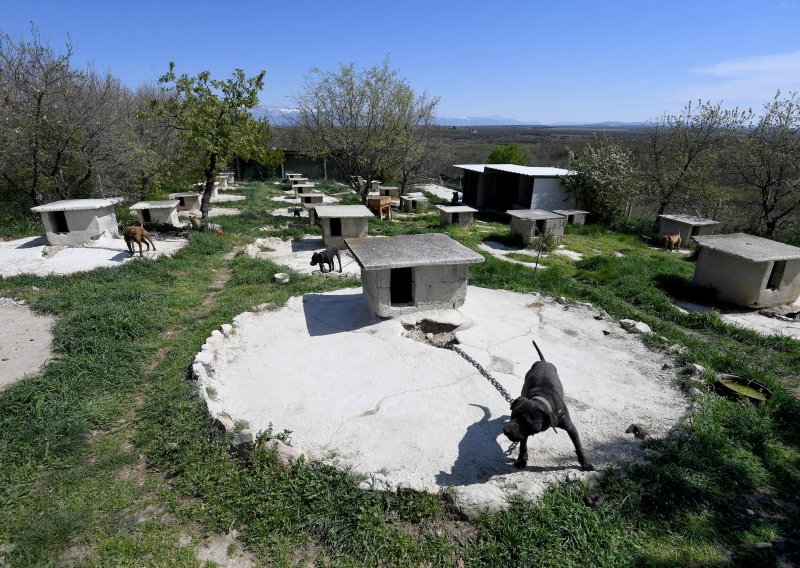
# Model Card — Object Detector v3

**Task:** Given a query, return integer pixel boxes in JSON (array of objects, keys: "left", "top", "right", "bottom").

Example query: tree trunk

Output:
[{"left": 200, "top": 152, "right": 217, "bottom": 227}]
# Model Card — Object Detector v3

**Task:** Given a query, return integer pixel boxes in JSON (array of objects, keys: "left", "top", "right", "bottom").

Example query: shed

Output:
[
  {"left": 692, "top": 233, "right": 800, "bottom": 308},
  {"left": 552, "top": 209, "right": 590, "bottom": 225},
  {"left": 455, "top": 164, "right": 576, "bottom": 212},
  {"left": 314, "top": 205, "right": 374, "bottom": 248},
  {"left": 400, "top": 194, "right": 429, "bottom": 213},
  {"left": 346, "top": 233, "right": 484, "bottom": 317},
  {"left": 507, "top": 209, "right": 566, "bottom": 245},
  {"left": 168, "top": 192, "right": 202, "bottom": 212},
  {"left": 658, "top": 214, "right": 721, "bottom": 246},
  {"left": 436, "top": 205, "right": 478, "bottom": 226},
  {"left": 31, "top": 198, "right": 123, "bottom": 246},
  {"left": 129, "top": 200, "right": 180, "bottom": 226}
]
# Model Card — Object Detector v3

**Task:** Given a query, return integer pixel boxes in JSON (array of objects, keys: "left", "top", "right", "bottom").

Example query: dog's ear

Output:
[{"left": 510, "top": 397, "right": 524, "bottom": 410}]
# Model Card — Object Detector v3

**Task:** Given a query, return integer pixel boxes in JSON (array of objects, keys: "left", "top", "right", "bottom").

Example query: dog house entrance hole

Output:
[
  {"left": 390, "top": 267, "right": 413, "bottom": 305},
  {"left": 452, "top": 212, "right": 460, "bottom": 224},
  {"left": 141, "top": 209, "right": 152, "bottom": 223},
  {"left": 177, "top": 197, "right": 186, "bottom": 207},
  {"left": 535, "top": 220, "right": 546, "bottom": 236},
  {"left": 330, "top": 217, "right": 342, "bottom": 237},
  {"left": 49, "top": 211, "right": 69, "bottom": 233},
  {"left": 767, "top": 260, "right": 786, "bottom": 290}
]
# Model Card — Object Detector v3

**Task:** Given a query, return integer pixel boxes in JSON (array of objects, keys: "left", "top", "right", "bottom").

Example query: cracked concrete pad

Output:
[
  {"left": 200, "top": 287, "right": 688, "bottom": 512},
  {"left": 0, "top": 298, "right": 55, "bottom": 389}
]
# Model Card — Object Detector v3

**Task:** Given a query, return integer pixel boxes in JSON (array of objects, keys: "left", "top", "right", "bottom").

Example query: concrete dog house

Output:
[
  {"left": 195, "top": 287, "right": 688, "bottom": 517},
  {"left": 658, "top": 214, "right": 721, "bottom": 246},
  {"left": 129, "top": 200, "right": 180, "bottom": 226},
  {"left": 314, "top": 204, "right": 374, "bottom": 249},
  {"left": 692, "top": 233, "right": 800, "bottom": 308},
  {"left": 507, "top": 209, "right": 567, "bottom": 245},
  {"left": 346, "top": 233, "right": 485, "bottom": 318},
  {"left": 168, "top": 192, "right": 202, "bottom": 212},
  {"left": 437, "top": 205, "right": 478, "bottom": 226},
  {"left": 31, "top": 198, "right": 123, "bottom": 246},
  {"left": 552, "top": 209, "right": 590, "bottom": 225}
]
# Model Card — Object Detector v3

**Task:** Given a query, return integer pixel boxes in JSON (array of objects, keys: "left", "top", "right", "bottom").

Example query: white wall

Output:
[{"left": 530, "top": 177, "right": 574, "bottom": 210}]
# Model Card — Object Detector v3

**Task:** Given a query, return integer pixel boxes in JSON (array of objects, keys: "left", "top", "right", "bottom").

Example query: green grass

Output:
[{"left": 0, "top": 178, "right": 798, "bottom": 566}]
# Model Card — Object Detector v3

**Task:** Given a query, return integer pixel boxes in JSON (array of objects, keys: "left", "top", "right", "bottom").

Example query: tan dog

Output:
[
  {"left": 662, "top": 233, "right": 681, "bottom": 251},
  {"left": 124, "top": 226, "right": 156, "bottom": 257}
]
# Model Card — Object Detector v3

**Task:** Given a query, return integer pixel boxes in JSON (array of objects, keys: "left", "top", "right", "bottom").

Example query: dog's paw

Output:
[
  {"left": 581, "top": 463, "right": 595, "bottom": 472},
  {"left": 514, "top": 459, "right": 527, "bottom": 469}
]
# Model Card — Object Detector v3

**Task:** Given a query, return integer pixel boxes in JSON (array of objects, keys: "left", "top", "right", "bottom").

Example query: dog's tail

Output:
[{"left": 531, "top": 339, "right": 546, "bottom": 362}]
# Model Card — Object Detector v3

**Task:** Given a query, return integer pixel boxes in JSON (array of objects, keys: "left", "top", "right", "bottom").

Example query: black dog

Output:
[
  {"left": 503, "top": 339, "right": 593, "bottom": 471},
  {"left": 310, "top": 246, "right": 341, "bottom": 273}
]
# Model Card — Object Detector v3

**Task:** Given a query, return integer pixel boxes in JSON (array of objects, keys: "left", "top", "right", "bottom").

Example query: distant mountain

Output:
[{"left": 253, "top": 106, "right": 644, "bottom": 128}]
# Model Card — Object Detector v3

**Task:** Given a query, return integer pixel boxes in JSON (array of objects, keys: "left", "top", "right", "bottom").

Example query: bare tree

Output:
[
  {"left": 293, "top": 58, "right": 439, "bottom": 202},
  {"left": 640, "top": 100, "right": 739, "bottom": 217},
  {"left": 727, "top": 91, "right": 800, "bottom": 237}
]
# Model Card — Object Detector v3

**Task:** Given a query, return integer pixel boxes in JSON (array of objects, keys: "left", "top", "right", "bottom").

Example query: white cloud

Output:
[{"left": 671, "top": 51, "right": 800, "bottom": 104}]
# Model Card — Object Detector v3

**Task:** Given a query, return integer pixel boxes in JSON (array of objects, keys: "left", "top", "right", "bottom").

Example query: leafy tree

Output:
[
  {"left": 147, "top": 64, "right": 281, "bottom": 225},
  {"left": 485, "top": 143, "right": 527, "bottom": 165},
  {"left": 727, "top": 91, "right": 800, "bottom": 237},
  {"left": 561, "top": 137, "right": 642, "bottom": 227},
  {"left": 640, "top": 100, "right": 738, "bottom": 216},
  {"left": 293, "top": 58, "right": 439, "bottom": 203}
]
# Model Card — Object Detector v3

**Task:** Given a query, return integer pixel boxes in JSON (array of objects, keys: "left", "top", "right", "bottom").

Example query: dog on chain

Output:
[
  {"left": 310, "top": 246, "right": 342, "bottom": 273},
  {"left": 502, "top": 339, "right": 594, "bottom": 471},
  {"left": 123, "top": 225, "right": 156, "bottom": 257},
  {"left": 662, "top": 233, "right": 681, "bottom": 251}
]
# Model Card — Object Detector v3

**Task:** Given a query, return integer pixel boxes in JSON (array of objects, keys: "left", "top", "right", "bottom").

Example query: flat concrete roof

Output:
[
  {"left": 314, "top": 205, "right": 374, "bottom": 219},
  {"left": 401, "top": 195, "right": 428, "bottom": 201},
  {"left": 455, "top": 164, "right": 574, "bottom": 177},
  {"left": 436, "top": 205, "right": 478, "bottom": 214},
  {"left": 553, "top": 209, "right": 590, "bottom": 216},
  {"left": 346, "top": 234, "right": 485, "bottom": 270},
  {"left": 454, "top": 164, "right": 486, "bottom": 173},
  {"left": 31, "top": 198, "right": 123, "bottom": 212},
  {"left": 659, "top": 214, "right": 720, "bottom": 227},
  {"left": 168, "top": 192, "right": 202, "bottom": 198},
  {"left": 693, "top": 233, "right": 800, "bottom": 262},
  {"left": 129, "top": 200, "right": 179, "bottom": 210},
  {"left": 506, "top": 209, "right": 565, "bottom": 221}
]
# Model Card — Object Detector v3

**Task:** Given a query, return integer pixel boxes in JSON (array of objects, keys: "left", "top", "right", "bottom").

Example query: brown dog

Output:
[
  {"left": 124, "top": 226, "right": 156, "bottom": 257},
  {"left": 662, "top": 233, "right": 681, "bottom": 251}
]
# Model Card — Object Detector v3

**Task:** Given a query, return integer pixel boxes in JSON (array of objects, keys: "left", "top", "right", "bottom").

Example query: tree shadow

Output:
[
  {"left": 302, "top": 292, "right": 379, "bottom": 336},
  {"left": 436, "top": 404, "right": 518, "bottom": 486}
]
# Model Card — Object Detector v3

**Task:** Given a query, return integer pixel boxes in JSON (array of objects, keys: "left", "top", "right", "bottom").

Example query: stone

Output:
[
  {"left": 631, "top": 322, "right": 652, "bottom": 334},
  {"left": 594, "top": 309, "right": 610, "bottom": 320},
  {"left": 215, "top": 415, "right": 235, "bottom": 432},
  {"left": 263, "top": 439, "right": 304, "bottom": 467},
  {"left": 602, "top": 330, "right": 611, "bottom": 336},
  {"left": 425, "top": 332, "right": 434, "bottom": 340},
  {"left": 194, "top": 351, "right": 213, "bottom": 366},
  {"left": 556, "top": 296, "right": 567, "bottom": 305},
  {"left": 230, "top": 429, "right": 255, "bottom": 458},
  {"left": 619, "top": 319, "right": 636, "bottom": 330},
  {"left": 755, "top": 542, "right": 772, "bottom": 550},
  {"left": 745, "top": 508, "right": 755, "bottom": 517},
  {"left": 396, "top": 482, "right": 414, "bottom": 495},
  {"left": 220, "top": 324, "right": 233, "bottom": 336},
  {"left": 451, "top": 484, "right": 507, "bottom": 520},
  {"left": 668, "top": 344, "right": 687, "bottom": 355},
  {"left": 690, "top": 363, "right": 706, "bottom": 374}
]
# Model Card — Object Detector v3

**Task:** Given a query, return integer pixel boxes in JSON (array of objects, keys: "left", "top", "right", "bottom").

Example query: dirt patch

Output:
[{"left": 402, "top": 320, "right": 460, "bottom": 348}]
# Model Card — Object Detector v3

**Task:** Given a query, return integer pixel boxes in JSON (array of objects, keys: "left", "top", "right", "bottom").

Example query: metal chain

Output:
[{"left": 444, "top": 344, "right": 514, "bottom": 404}]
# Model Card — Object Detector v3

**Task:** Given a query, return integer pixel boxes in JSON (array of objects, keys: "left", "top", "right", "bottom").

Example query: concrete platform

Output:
[
  {"left": 245, "top": 236, "right": 362, "bottom": 277},
  {"left": 0, "top": 235, "right": 189, "bottom": 277},
  {"left": 197, "top": 287, "right": 687, "bottom": 516}
]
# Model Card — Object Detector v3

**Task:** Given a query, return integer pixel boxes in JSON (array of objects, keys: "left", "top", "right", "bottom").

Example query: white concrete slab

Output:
[
  {"left": 211, "top": 194, "right": 246, "bottom": 203},
  {"left": 0, "top": 298, "right": 55, "bottom": 390},
  {"left": 0, "top": 235, "right": 189, "bottom": 277},
  {"left": 415, "top": 183, "right": 462, "bottom": 201},
  {"left": 199, "top": 287, "right": 687, "bottom": 511},
  {"left": 673, "top": 299, "right": 800, "bottom": 341},
  {"left": 245, "top": 236, "right": 362, "bottom": 277}
]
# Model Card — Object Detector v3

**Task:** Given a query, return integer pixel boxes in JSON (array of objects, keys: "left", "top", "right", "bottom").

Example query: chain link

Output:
[{"left": 443, "top": 344, "right": 514, "bottom": 404}]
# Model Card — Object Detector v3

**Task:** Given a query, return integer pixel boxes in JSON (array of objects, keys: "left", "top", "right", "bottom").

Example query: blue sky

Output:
[{"left": 4, "top": 0, "right": 800, "bottom": 122}]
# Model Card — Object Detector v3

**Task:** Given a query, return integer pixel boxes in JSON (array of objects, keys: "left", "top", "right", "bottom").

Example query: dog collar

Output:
[{"left": 531, "top": 396, "right": 553, "bottom": 415}]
